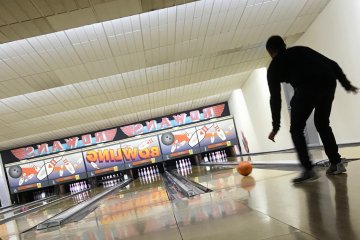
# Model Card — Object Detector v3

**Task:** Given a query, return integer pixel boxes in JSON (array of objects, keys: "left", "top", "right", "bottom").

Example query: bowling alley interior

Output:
[{"left": 0, "top": 0, "right": 359, "bottom": 239}]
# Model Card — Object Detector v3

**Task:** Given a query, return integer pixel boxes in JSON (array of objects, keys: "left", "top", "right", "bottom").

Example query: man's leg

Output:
[
  {"left": 290, "top": 94, "right": 315, "bottom": 171},
  {"left": 314, "top": 89, "right": 345, "bottom": 175},
  {"left": 314, "top": 93, "right": 341, "bottom": 165}
]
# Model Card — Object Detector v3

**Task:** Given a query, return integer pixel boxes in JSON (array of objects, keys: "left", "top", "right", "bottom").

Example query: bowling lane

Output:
[
  {"left": 184, "top": 165, "right": 293, "bottom": 192},
  {"left": 0, "top": 186, "right": 108, "bottom": 239},
  {"left": 0, "top": 196, "right": 63, "bottom": 220},
  {"left": 0, "top": 196, "right": 55, "bottom": 215},
  {"left": 22, "top": 176, "right": 183, "bottom": 240}
]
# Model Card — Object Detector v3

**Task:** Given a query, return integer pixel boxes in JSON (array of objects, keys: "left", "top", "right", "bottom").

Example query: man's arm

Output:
[
  {"left": 306, "top": 47, "right": 358, "bottom": 92},
  {"left": 329, "top": 60, "right": 358, "bottom": 93},
  {"left": 267, "top": 71, "right": 282, "bottom": 133}
]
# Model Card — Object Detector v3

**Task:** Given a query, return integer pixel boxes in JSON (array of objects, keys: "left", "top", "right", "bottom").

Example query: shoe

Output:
[
  {"left": 326, "top": 161, "right": 346, "bottom": 175},
  {"left": 292, "top": 170, "right": 319, "bottom": 184}
]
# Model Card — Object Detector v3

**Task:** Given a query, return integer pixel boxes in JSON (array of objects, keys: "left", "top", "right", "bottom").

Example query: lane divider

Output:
[{"left": 36, "top": 178, "right": 133, "bottom": 230}]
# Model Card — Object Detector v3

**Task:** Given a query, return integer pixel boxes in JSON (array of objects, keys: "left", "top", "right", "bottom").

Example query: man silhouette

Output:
[{"left": 266, "top": 35, "right": 358, "bottom": 183}]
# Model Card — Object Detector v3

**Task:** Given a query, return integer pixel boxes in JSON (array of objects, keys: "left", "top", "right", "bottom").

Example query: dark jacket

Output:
[{"left": 267, "top": 46, "right": 352, "bottom": 132}]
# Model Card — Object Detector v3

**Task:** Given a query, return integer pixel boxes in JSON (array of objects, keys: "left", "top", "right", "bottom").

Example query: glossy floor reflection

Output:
[{"left": 2, "top": 145, "right": 360, "bottom": 240}]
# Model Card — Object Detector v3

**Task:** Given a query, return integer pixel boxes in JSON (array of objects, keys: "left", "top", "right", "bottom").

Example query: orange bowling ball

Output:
[{"left": 237, "top": 161, "right": 253, "bottom": 176}]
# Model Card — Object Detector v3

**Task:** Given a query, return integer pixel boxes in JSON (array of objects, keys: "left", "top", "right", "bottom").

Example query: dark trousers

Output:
[{"left": 290, "top": 83, "right": 341, "bottom": 170}]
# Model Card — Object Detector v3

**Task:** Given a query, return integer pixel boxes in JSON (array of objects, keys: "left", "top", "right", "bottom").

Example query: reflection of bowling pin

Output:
[
  {"left": 28, "top": 173, "right": 34, "bottom": 180},
  {"left": 64, "top": 160, "right": 75, "bottom": 174},
  {"left": 214, "top": 124, "right": 226, "bottom": 140},
  {"left": 59, "top": 165, "right": 64, "bottom": 176},
  {"left": 139, "top": 138, "right": 154, "bottom": 150},
  {"left": 91, "top": 162, "right": 100, "bottom": 169},
  {"left": 37, "top": 157, "right": 62, "bottom": 180}
]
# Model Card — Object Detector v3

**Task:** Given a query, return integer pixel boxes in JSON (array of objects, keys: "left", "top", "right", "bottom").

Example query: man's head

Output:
[{"left": 266, "top": 35, "right": 286, "bottom": 58}]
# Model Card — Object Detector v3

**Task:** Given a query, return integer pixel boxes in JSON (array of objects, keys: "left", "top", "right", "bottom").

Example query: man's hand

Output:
[
  {"left": 346, "top": 85, "right": 358, "bottom": 94},
  {"left": 268, "top": 131, "right": 277, "bottom": 142}
]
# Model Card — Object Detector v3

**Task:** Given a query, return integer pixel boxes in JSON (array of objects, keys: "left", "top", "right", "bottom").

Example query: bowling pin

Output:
[
  {"left": 188, "top": 132, "right": 199, "bottom": 147},
  {"left": 156, "top": 165, "right": 159, "bottom": 174},
  {"left": 64, "top": 160, "right": 76, "bottom": 174},
  {"left": 223, "top": 151, "right": 228, "bottom": 161},
  {"left": 214, "top": 124, "right": 226, "bottom": 141},
  {"left": 27, "top": 173, "right": 34, "bottom": 181},
  {"left": 139, "top": 138, "right": 154, "bottom": 150},
  {"left": 37, "top": 158, "right": 60, "bottom": 180},
  {"left": 19, "top": 176, "right": 25, "bottom": 185},
  {"left": 171, "top": 140, "right": 178, "bottom": 153},
  {"left": 210, "top": 132, "right": 215, "bottom": 143},
  {"left": 91, "top": 162, "right": 100, "bottom": 169},
  {"left": 176, "top": 161, "right": 179, "bottom": 169},
  {"left": 59, "top": 165, "right": 64, "bottom": 177}
]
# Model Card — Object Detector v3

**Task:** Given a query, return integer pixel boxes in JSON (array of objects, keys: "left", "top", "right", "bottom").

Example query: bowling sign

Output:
[
  {"left": 121, "top": 136, "right": 162, "bottom": 168},
  {"left": 197, "top": 119, "right": 239, "bottom": 152},
  {"left": 45, "top": 153, "right": 88, "bottom": 185},
  {"left": 6, "top": 160, "right": 51, "bottom": 193},
  {"left": 159, "top": 127, "right": 201, "bottom": 160},
  {"left": 83, "top": 144, "right": 125, "bottom": 176}
]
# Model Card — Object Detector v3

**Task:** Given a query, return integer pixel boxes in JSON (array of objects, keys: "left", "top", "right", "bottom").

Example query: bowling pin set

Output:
[
  {"left": 137, "top": 165, "right": 160, "bottom": 184},
  {"left": 69, "top": 181, "right": 90, "bottom": 193},
  {"left": 203, "top": 150, "right": 228, "bottom": 163},
  {"left": 72, "top": 191, "right": 90, "bottom": 204},
  {"left": 101, "top": 174, "right": 124, "bottom": 188},
  {"left": 175, "top": 158, "right": 193, "bottom": 176}
]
